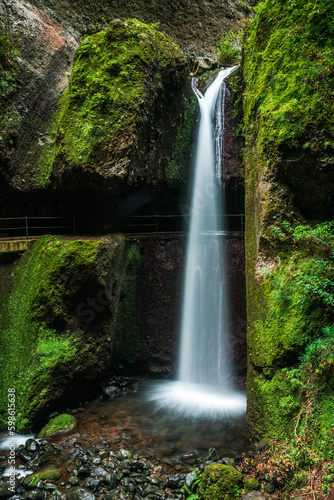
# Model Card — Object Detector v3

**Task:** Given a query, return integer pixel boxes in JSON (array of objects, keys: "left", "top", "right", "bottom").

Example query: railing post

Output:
[
  {"left": 25, "top": 216, "right": 29, "bottom": 240},
  {"left": 241, "top": 214, "right": 244, "bottom": 232},
  {"left": 155, "top": 215, "right": 158, "bottom": 234},
  {"left": 72, "top": 216, "right": 76, "bottom": 236}
]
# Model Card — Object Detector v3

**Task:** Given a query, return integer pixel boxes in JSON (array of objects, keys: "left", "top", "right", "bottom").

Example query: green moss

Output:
[
  {"left": 38, "top": 413, "right": 76, "bottom": 437},
  {"left": 200, "top": 464, "right": 243, "bottom": 500},
  {"left": 247, "top": 222, "right": 334, "bottom": 454},
  {"left": 23, "top": 469, "right": 62, "bottom": 489},
  {"left": 36, "top": 19, "right": 186, "bottom": 186},
  {"left": 112, "top": 242, "right": 142, "bottom": 364},
  {"left": 251, "top": 253, "right": 332, "bottom": 369},
  {"left": 0, "top": 236, "right": 101, "bottom": 430},
  {"left": 244, "top": 478, "right": 259, "bottom": 493},
  {"left": 243, "top": 0, "right": 334, "bottom": 155}
]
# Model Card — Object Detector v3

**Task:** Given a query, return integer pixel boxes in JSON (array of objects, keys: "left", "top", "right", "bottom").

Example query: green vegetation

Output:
[
  {"left": 0, "top": 236, "right": 100, "bottom": 430},
  {"left": 38, "top": 413, "right": 76, "bottom": 438},
  {"left": 36, "top": 18, "right": 186, "bottom": 186},
  {"left": 247, "top": 221, "right": 334, "bottom": 455},
  {"left": 216, "top": 30, "right": 242, "bottom": 67},
  {"left": 243, "top": 0, "right": 334, "bottom": 154},
  {"left": 182, "top": 470, "right": 201, "bottom": 500}
]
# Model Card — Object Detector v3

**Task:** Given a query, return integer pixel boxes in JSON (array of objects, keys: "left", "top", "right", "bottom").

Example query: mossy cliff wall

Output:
[
  {"left": 243, "top": 0, "right": 334, "bottom": 456},
  {"left": 0, "top": 235, "right": 126, "bottom": 429},
  {"left": 0, "top": 233, "right": 247, "bottom": 431}
]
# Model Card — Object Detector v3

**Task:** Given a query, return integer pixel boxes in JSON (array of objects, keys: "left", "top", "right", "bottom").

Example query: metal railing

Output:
[{"left": 0, "top": 214, "right": 245, "bottom": 239}]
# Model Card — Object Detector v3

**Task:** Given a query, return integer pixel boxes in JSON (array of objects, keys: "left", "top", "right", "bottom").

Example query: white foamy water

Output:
[
  {"left": 149, "top": 381, "right": 246, "bottom": 419},
  {"left": 0, "top": 434, "right": 33, "bottom": 450}
]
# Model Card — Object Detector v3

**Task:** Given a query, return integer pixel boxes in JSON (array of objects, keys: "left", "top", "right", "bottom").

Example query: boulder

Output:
[
  {"left": 38, "top": 414, "right": 76, "bottom": 438},
  {"left": 199, "top": 464, "right": 243, "bottom": 500}
]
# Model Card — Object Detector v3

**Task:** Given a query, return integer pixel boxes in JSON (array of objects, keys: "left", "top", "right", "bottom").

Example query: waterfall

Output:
[
  {"left": 178, "top": 68, "right": 234, "bottom": 388},
  {"left": 149, "top": 68, "right": 246, "bottom": 418}
]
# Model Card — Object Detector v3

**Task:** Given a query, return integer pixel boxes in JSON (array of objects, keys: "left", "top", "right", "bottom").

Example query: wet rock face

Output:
[
  {"left": 114, "top": 234, "right": 247, "bottom": 384},
  {"left": 1, "top": 0, "right": 256, "bottom": 210},
  {"left": 25, "top": 0, "right": 256, "bottom": 56}
]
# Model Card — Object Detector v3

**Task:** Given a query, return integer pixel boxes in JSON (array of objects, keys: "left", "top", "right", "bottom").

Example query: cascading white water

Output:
[
  {"left": 178, "top": 68, "right": 233, "bottom": 388},
  {"left": 148, "top": 68, "right": 246, "bottom": 417}
]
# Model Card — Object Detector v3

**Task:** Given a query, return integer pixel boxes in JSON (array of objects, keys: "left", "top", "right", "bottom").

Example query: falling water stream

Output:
[{"left": 149, "top": 68, "right": 246, "bottom": 417}]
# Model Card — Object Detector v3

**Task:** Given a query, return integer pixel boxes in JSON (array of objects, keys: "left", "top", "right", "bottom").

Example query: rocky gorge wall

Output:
[
  {"left": 0, "top": 0, "right": 255, "bottom": 221},
  {"left": 242, "top": 0, "right": 334, "bottom": 456},
  {"left": 0, "top": 233, "right": 246, "bottom": 431}
]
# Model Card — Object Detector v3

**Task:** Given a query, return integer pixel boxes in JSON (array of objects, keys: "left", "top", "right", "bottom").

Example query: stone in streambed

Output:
[
  {"left": 38, "top": 414, "right": 76, "bottom": 438},
  {"left": 66, "top": 487, "right": 95, "bottom": 500},
  {"left": 23, "top": 470, "right": 62, "bottom": 490},
  {"left": 24, "top": 491, "right": 44, "bottom": 500},
  {"left": 0, "top": 482, "right": 15, "bottom": 499},
  {"left": 25, "top": 439, "right": 39, "bottom": 453},
  {"left": 103, "top": 386, "right": 122, "bottom": 400},
  {"left": 200, "top": 464, "right": 243, "bottom": 500}
]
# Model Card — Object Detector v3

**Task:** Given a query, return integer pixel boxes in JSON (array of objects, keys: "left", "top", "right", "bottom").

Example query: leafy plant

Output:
[
  {"left": 216, "top": 30, "right": 242, "bottom": 67},
  {"left": 182, "top": 470, "right": 202, "bottom": 500}
]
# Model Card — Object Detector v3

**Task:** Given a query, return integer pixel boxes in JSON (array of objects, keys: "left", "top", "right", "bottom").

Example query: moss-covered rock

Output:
[
  {"left": 199, "top": 464, "right": 243, "bottom": 500},
  {"left": 244, "top": 478, "right": 260, "bottom": 493},
  {"left": 38, "top": 413, "right": 76, "bottom": 438},
  {"left": 36, "top": 19, "right": 189, "bottom": 191},
  {"left": 23, "top": 470, "right": 62, "bottom": 489}
]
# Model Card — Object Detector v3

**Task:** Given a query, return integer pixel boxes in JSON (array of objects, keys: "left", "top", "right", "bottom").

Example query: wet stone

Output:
[
  {"left": 166, "top": 474, "right": 186, "bottom": 489},
  {"left": 25, "top": 440, "right": 39, "bottom": 454},
  {"left": 44, "top": 484, "right": 57, "bottom": 492},
  {"left": 91, "top": 457, "right": 101, "bottom": 465},
  {"left": 103, "top": 386, "right": 122, "bottom": 401},
  {"left": 132, "top": 475, "right": 147, "bottom": 484},
  {"left": 49, "top": 492, "right": 63, "bottom": 500},
  {"left": 101, "top": 473, "right": 116, "bottom": 488},
  {"left": 185, "top": 471, "right": 196, "bottom": 488},
  {"left": 150, "top": 475, "right": 162, "bottom": 486},
  {"left": 0, "top": 482, "right": 16, "bottom": 499},
  {"left": 90, "top": 467, "right": 108, "bottom": 478},
  {"left": 221, "top": 457, "right": 235, "bottom": 467},
  {"left": 243, "top": 492, "right": 266, "bottom": 500},
  {"left": 116, "top": 449, "right": 132, "bottom": 461},
  {"left": 23, "top": 490, "right": 44, "bottom": 500},
  {"left": 18, "top": 451, "right": 33, "bottom": 463},
  {"left": 83, "top": 478, "right": 100, "bottom": 491},
  {"left": 66, "top": 486, "right": 96, "bottom": 500},
  {"left": 77, "top": 466, "right": 91, "bottom": 479},
  {"left": 68, "top": 477, "right": 81, "bottom": 487}
]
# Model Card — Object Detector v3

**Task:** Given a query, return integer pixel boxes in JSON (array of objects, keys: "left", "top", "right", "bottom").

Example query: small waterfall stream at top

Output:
[{"left": 149, "top": 68, "right": 246, "bottom": 418}]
